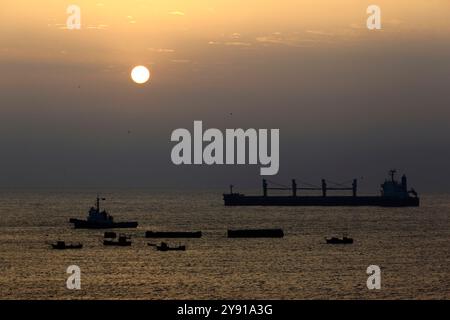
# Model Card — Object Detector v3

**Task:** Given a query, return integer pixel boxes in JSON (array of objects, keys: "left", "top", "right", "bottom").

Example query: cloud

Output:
[
  {"left": 306, "top": 30, "right": 334, "bottom": 36},
  {"left": 169, "top": 11, "right": 185, "bottom": 16},
  {"left": 171, "top": 59, "right": 191, "bottom": 63},
  {"left": 87, "top": 24, "right": 109, "bottom": 30},
  {"left": 148, "top": 48, "right": 175, "bottom": 53},
  {"left": 225, "top": 41, "right": 251, "bottom": 47},
  {"left": 208, "top": 33, "right": 251, "bottom": 47},
  {"left": 255, "top": 33, "right": 317, "bottom": 47},
  {"left": 126, "top": 16, "right": 136, "bottom": 24},
  {"left": 47, "top": 23, "right": 69, "bottom": 30}
]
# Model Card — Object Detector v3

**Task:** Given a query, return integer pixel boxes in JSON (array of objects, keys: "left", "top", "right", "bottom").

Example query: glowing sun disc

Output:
[{"left": 131, "top": 65, "right": 150, "bottom": 84}]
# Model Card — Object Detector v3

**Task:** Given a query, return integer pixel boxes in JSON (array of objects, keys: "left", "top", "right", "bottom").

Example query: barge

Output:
[{"left": 227, "top": 229, "right": 284, "bottom": 238}]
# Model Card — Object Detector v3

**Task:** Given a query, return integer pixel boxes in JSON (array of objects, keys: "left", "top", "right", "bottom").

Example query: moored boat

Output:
[
  {"left": 51, "top": 241, "right": 83, "bottom": 250},
  {"left": 325, "top": 236, "right": 354, "bottom": 244},
  {"left": 154, "top": 242, "right": 186, "bottom": 251},
  {"left": 103, "top": 234, "right": 132, "bottom": 246}
]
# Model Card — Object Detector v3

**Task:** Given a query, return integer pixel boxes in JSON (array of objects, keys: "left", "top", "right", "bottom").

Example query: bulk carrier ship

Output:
[{"left": 223, "top": 170, "right": 419, "bottom": 207}]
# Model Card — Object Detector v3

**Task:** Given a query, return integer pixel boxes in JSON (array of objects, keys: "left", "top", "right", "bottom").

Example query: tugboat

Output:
[
  {"left": 325, "top": 235, "right": 354, "bottom": 244},
  {"left": 103, "top": 234, "right": 132, "bottom": 246},
  {"left": 153, "top": 242, "right": 186, "bottom": 251},
  {"left": 51, "top": 241, "right": 83, "bottom": 250},
  {"left": 69, "top": 196, "right": 138, "bottom": 229}
]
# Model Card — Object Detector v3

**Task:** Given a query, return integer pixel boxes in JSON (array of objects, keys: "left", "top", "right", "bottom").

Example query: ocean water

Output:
[{"left": 0, "top": 190, "right": 449, "bottom": 299}]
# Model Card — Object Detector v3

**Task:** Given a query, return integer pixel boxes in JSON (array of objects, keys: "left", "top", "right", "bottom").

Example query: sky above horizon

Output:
[{"left": 1, "top": 0, "right": 450, "bottom": 192}]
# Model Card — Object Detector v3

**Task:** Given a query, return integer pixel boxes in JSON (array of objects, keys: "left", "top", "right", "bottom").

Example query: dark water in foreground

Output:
[{"left": 0, "top": 190, "right": 449, "bottom": 299}]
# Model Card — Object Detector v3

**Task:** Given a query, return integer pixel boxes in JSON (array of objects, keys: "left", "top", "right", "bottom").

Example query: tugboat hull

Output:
[
  {"left": 103, "top": 240, "right": 132, "bottom": 246},
  {"left": 223, "top": 194, "right": 420, "bottom": 207}
]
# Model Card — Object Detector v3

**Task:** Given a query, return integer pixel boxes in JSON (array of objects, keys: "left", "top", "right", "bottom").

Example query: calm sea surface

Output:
[{"left": 0, "top": 190, "right": 449, "bottom": 299}]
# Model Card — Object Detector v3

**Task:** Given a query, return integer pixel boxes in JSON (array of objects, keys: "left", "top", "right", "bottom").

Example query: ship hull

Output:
[
  {"left": 51, "top": 244, "right": 83, "bottom": 249},
  {"left": 103, "top": 240, "right": 132, "bottom": 246},
  {"left": 70, "top": 219, "right": 138, "bottom": 229},
  {"left": 156, "top": 246, "right": 186, "bottom": 251},
  {"left": 223, "top": 194, "right": 419, "bottom": 207}
]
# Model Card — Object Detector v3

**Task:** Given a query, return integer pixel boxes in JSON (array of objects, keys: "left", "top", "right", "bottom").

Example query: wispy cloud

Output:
[
  {"left": 169, "top": 11, "right": 185, "bottom": 16},
  {"left": 306, "top": 30, "right": 334, "bottom": 36},
  {"left": 148, "top": 48, "right": 175, "bottom": 53},
  {"left": 48, "top": 23, "right": 68, "bottom": 30},
  {"left": 225, "top": 41, "right": 251, "bottom": 47},
  {"left": 255, "top": 33, "right": 317, "bottom": 47},
  {"left": 87, "top": 24, "right": 109, "bottom": 30},
  {"left": 126, "top": 16, "right": 136, "bottom": 24},
  {"left": 171, "top": 59, "right": 191, "bottom": 63},
  {"left": 207, "top": 33, "right": 251, "bottom": 48}
]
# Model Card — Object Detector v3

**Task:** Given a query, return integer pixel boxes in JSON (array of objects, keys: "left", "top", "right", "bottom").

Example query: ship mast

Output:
[
  {"left": 389, "top": 169, "right": 396, "bottom": 182},
  {"left": 96, "top": 195, "right": 100, "bottom": 212}
]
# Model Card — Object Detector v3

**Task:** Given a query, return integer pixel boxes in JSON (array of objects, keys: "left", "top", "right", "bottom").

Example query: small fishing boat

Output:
[
  {"left": 153, "top": 242, "right": 186, "bottom": 251},
  {"left": 103, "top": 234, "right": 132, "bottom": 246},
  {"left": 51, "top": 241, "right": 83, "bottom": 250},
  {"left": 325, "top": 236, "right": 354, "bottom": 244}
]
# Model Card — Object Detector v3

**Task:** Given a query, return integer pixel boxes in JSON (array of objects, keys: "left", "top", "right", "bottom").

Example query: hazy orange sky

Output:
[
  {"left": 2, "top": 1, "right": 450, "bottom": 71},
  {"left": 1, "top": 1, "right": 450, "bottom": 190}
]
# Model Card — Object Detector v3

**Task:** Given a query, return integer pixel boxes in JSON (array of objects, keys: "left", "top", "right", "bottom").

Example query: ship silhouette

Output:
[
  {"left": 69, "top": 196, "right": 138, "bottom": 229},
  {"left": 224, "top": 170, "right": 419, "bottom": 207}
]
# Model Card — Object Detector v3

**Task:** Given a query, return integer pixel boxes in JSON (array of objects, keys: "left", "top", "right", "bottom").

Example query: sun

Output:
[{"left": 131, "top": 65, "right": 150, "bottom": 84}]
